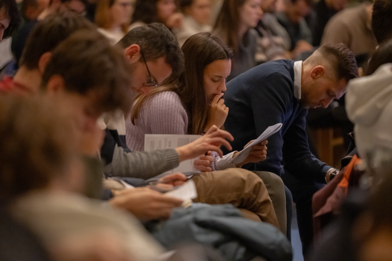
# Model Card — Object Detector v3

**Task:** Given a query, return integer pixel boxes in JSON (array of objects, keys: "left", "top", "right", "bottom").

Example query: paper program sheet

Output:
[
  {"left": 231, "top": 123, "right": 283, "bottom": 165},
  {"left": 145, "top": 134, "right": 201, "bottom": 182},
  {"left": 164, "top": 180, "right": 197, "bottom": 200}
]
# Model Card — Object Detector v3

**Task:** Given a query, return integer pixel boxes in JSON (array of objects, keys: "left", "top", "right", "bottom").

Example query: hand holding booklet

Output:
[
  {"left": 144, "top": 134, "right": 201, "bottom": 183},
  {"left": 230, "top": 123, "right": 283, "bottom": 165}
]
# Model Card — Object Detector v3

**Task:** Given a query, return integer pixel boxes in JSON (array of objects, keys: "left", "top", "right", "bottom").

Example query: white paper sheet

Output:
[
  {"left": 144, "top": 134, "right": 201, "bottom": 181},
  {"left": 231, "top": 123, "right": 283, "bottom": 165},
  {"left": 164, "top": 180, "right": 197, "bottom": 200}
]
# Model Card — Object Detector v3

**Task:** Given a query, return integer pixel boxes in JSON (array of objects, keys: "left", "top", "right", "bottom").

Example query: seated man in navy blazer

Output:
[{"left": 224, "top": 43, "right": 358, "bottom": 255}]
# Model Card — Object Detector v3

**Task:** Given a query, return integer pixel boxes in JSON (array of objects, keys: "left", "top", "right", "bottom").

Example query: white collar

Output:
[{"left": 293, "top": 61, "right": 302, "bottom": 100}]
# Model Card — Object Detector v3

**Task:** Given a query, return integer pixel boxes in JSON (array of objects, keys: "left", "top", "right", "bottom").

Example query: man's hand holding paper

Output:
[
  {"left": 230, "top": 123, "right": 283, "bottom": 165},
  {"left": 233, "top": 140, "right": 268, "bottom": 167}
]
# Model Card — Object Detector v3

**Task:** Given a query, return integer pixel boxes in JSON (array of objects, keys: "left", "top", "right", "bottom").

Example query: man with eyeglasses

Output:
[{"left": 100, "top": 23, "right": 281, "bottom": 226}]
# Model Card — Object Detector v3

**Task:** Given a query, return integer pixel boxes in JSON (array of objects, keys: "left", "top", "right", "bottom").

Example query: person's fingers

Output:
[
  {"left": 207, "top": 129, "right": 234, "bottom": 141},
  {"left": 158, "top": 196, "right": 183, "bottom": 208},
  {"left": 205, "top": 137, "right": 232, "bottom": 151},
  {"left": 250, "top": 145, "right": 267, "bottom": 152},
  {"left": 198, "top": 155, "right": 214, "bottom": 162},
  {"left": 159, "top": 173, "right": 187, "bottom": 182},
  {"left": 210, "top": 147, "right": 224, "bottom": 157},
  {"left": 211, "top": 94, "right": 221, "bottom": 105},
  {"left": 173, "top": 180, "right": 186, "bottom": 186},
  {"left": 249, "top": 149, "right": 267, "bottom": 156},
  {"left": 153, "top": 183, "right": 174, "bottom": 191},
  {"left": 261, "top": 139, "right": 268, "bottom": 145},
  {"left": 194, "top": 159, "right": 212, "bottom": 166},
  {"left": 194, "top": 163, "right": 212, "bottom": 172},
  {"left": 217, "top": 98, "right": 225, "bottom": 106},
  {"left": 205, "top": 125, "right": 219, "bottom": 134}
]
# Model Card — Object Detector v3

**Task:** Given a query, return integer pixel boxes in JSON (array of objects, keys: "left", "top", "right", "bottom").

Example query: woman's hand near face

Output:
[{"left": 205, "top": 94, "right": 229, "bottom": 131}]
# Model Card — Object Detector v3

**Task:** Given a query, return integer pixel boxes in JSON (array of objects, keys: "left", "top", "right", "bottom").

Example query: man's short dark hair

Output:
[
  {"left": 20, "top": 11, "right": 96, "bottom": 70},
  {"left": 117, "top": 23, "right": 184, "bottom": 77},
  {"left": 372, "top": 0, "right": 392, "bottom": 44},
  {"left": 318, "top": 43, "right": 358, "bottom": 81},
  {"left": 0, "top": 0, "right": 21, "bottom": 39},
  {"left": 42, "top": 30, "right": 133, "bottom": 114}
]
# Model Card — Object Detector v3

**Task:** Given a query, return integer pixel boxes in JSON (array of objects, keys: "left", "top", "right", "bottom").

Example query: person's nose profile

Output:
[
  {"left": 321, "top": 98, "right": 333, "bottom": 108},
  {"left": 220, "top": 82, "right": 227, "bottom": 92}
]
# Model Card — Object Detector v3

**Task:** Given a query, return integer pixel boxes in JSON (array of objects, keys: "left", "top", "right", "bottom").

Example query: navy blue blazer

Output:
[{"left": 225, "top": 59, "right": 330, "bottom": 182}]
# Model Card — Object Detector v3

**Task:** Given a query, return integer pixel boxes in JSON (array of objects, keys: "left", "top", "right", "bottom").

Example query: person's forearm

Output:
[
  {"left": 175, "top": 146, "right": 193, "bottom": 162},
  {"left": 105, "top": 146, "right": 180, "bottom": 179}
]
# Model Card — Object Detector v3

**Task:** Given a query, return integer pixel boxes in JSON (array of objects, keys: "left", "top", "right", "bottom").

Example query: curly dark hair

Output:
[{"left": 0, "top": 0, "right": 21, "bottom": 39}]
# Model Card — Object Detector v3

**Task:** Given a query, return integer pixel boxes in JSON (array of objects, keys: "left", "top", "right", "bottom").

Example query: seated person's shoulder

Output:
[{"left": 144, "top": 90, "right": 182, "bottom": 108}]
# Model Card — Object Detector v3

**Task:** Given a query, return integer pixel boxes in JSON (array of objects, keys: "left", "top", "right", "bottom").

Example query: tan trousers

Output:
[{"left": 191, "top": 168, "right": 280, "bottom": 230}]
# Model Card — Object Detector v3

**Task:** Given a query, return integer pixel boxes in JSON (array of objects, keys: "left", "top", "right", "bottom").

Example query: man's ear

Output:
[
  {"left": 310, "top": 65, "right": 325, "bottom": 79},
  {"left": 38, "top": 52, "right": 52, "bottom": 74},
  {"left": 45, "top": 75, "right": 65, "bottom": 94},
  {"left": 124, "top": 44, "right": 141, "bottom": 64}
]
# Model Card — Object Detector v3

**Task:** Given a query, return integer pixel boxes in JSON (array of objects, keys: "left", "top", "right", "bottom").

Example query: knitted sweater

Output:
[
  {"left": 125, "top": 91, "right": 236, "bottom": 170},
  {"left": 126, "top": 91, "right": 188, "bottom": 151}
]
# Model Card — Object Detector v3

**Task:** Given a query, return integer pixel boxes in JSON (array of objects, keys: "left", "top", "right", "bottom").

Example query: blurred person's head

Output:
[
  {"left": 180, "top": 0, "right": 211, "bottom": 25},
  {"left": 21, "top": 0, "right": 50, "bottom": 21},
  {"left": 0, "top": 95, "right": 82, "bottom": 206},
  {"left": 116, "top": 23, "right": 184, "bottom": 95},
  {"left": 132, "top": 0, "right": 176, "bottom": 25},
  {"left": 41, "top": 30, "right": 133, "bottom": 133},
  {"left": 366, "top": 39, "right": 392, "bottom": 75},
  {"left": 325, "top": 0, "right": 347, "bottom": 12},
  {"left": 131, "top": 32, "right": 233, "bottom": 135},
  {"left": 260, "top": 0, "right": 277, "bottom": 13},
  {"left": 95, "top": 0, "right": 133, "bottom": 34},
  {"left": 38, "top": 0, "right": 87, "bottom": 20},
  {"left": 214, "top": 0, "right": 263, "bottom": 52},
  {"left": 15, "top": 12, "right": 96, "bottom": 93},
  {"left": 372, "top": 0, "right": 392, "bottom": 45},
  {"left": 300, "top": 43, "right": 358, "bottom": 109},
  {"left": 0, "top": 0, "right": 21, "bottom": 41},
  {"left": 284, "top": 0, "right": 312, "bottom": 23},
  {"left": 60, "top": 0, "right": 88, "bottom": 14}
]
